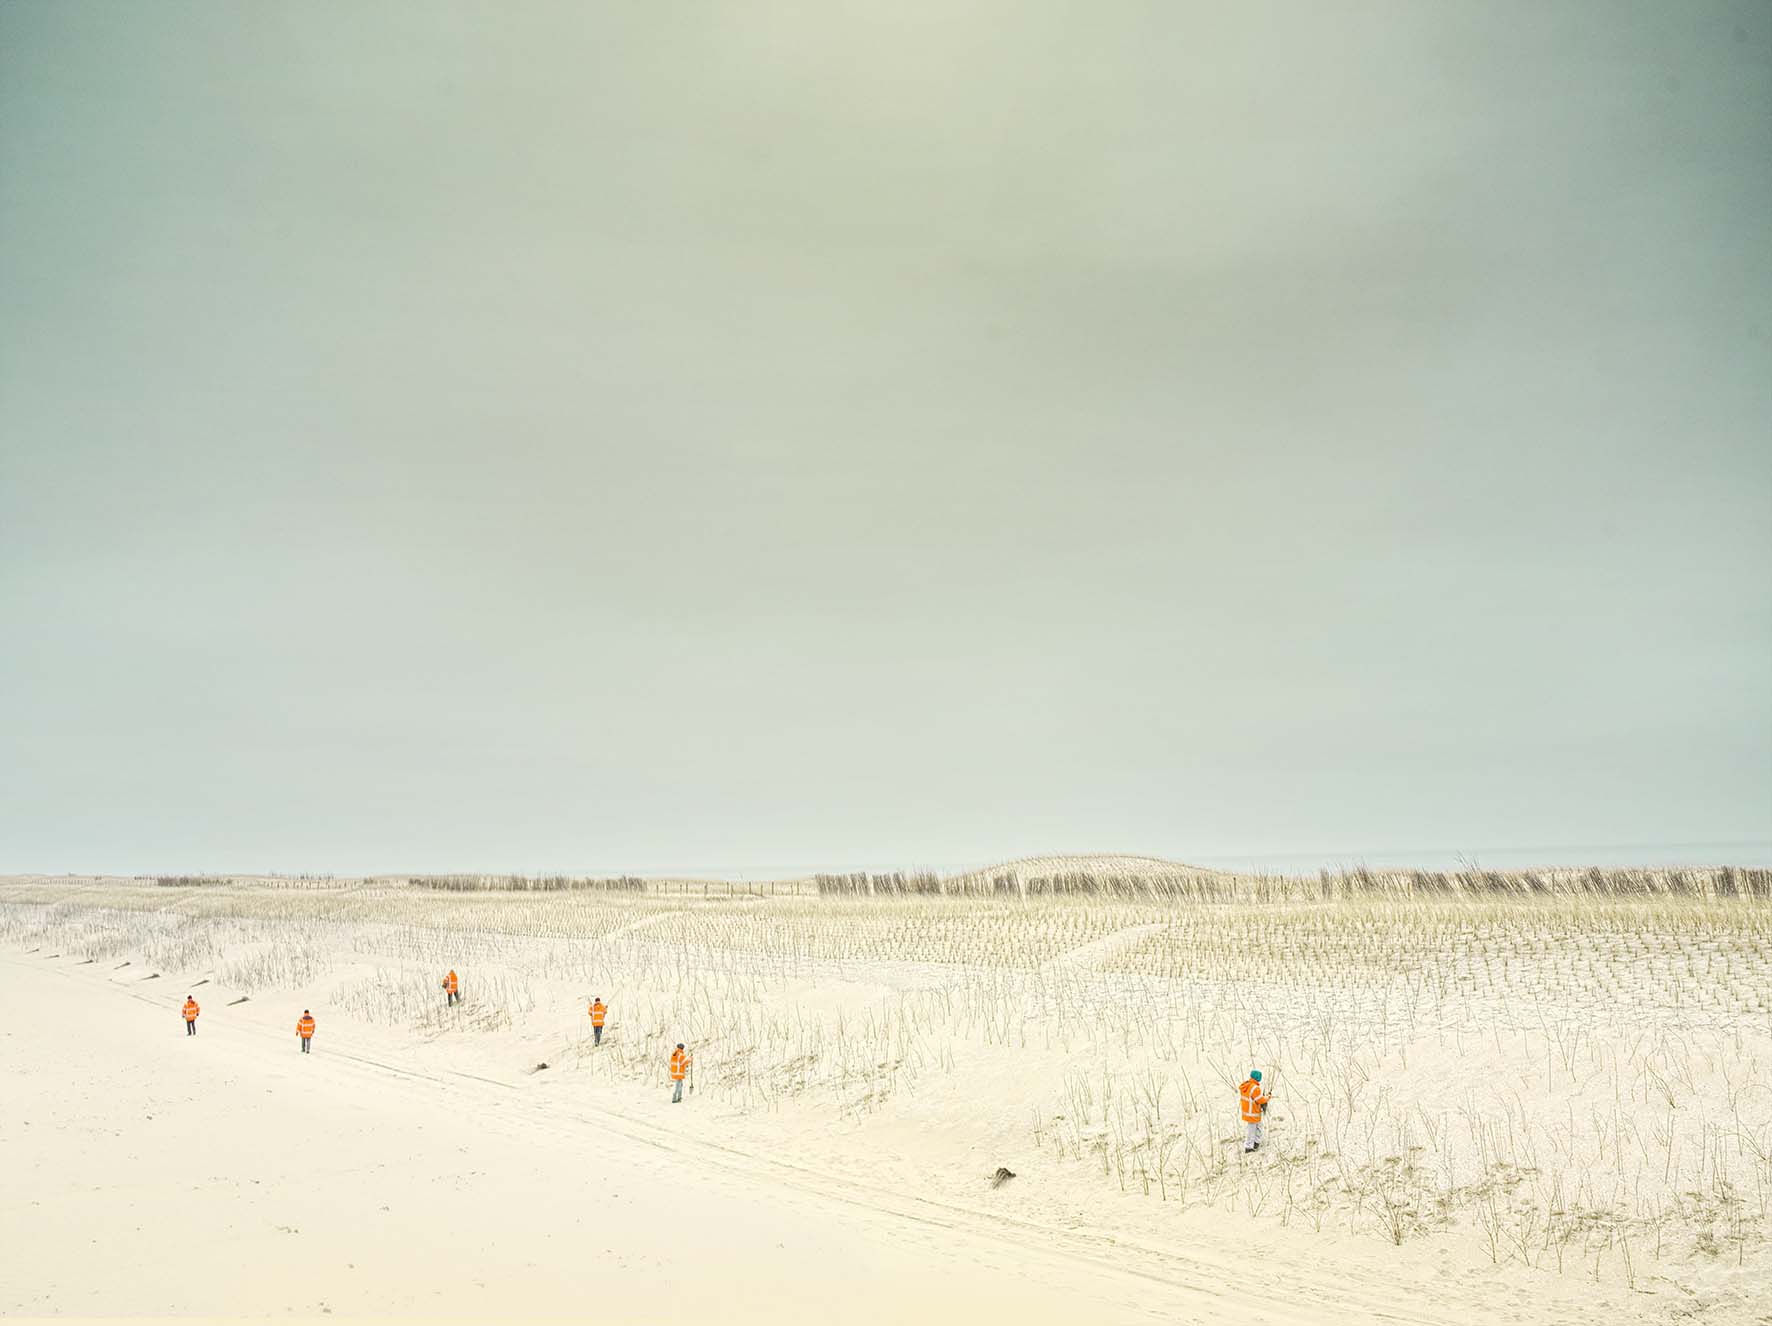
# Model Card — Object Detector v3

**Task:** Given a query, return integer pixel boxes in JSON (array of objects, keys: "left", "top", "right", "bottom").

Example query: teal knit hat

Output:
[{"left": 1250, "top": 1070, "right": 1262, "bottom": 1082}]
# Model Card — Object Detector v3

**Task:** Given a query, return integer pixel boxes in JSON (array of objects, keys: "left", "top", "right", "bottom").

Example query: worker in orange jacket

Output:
[
  {"left": 1239, "top": 1070, "right": 1271, "bottom": 1152},
  {"left": 588, "top": 997, "right": 607, "bottom": 1047},
  {"left": 669, "top": 1043, "right": 692, "bottom": 1103},
  {"left": 442, "top": 970, "right": 459, "bottom": 1006},
  {"left": 183, "top": 996, "right": 200, "bottom": 1036},
  {"left": 296, "top": 1011, "right": 316, "bottom": 1053}
]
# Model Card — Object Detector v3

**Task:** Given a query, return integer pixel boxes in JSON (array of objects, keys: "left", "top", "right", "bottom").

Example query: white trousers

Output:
[{"left": 1244, "top": 1121, "right": 1263, "bottom": 1150}]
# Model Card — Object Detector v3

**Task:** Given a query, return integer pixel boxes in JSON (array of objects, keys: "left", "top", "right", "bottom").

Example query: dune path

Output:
[{"left": 0, "top": 951, "right": 1299, "bottom": 1323}]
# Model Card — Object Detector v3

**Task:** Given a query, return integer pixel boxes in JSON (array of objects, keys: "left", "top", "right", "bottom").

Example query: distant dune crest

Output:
[{"left": 4, "top": 855, "right": 1768, "bottom": 901}]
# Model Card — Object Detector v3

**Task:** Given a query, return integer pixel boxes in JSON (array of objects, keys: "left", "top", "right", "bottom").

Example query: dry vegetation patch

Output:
[{"left": 4, "top": 866, "right": 1768, "bottom": 1305}]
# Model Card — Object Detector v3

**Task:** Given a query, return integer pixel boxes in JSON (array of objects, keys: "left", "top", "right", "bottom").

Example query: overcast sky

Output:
[{"left": 2, "top": 2, "right": 1768, "bottom": 876}]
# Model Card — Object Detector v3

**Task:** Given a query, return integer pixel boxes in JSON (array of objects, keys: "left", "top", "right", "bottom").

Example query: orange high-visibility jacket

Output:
[
  {"left": 183, "top": 999, "right": 200, "bottom": 1022},
  {"left": 443, "top": 971, "right": 458, "bottom": 993},
  {"left": 297, "top": 1015, "right": 316, "bottom": 1039},
  {"left": 1239, "top": 1078, "right": 1270, "bottom": 1123},
  {"left": 589, "top": 1000, "right": 607, "bottom": 1027},
  {"left": 669, "top": 1048, "right": 691, "bottom": 1081}
]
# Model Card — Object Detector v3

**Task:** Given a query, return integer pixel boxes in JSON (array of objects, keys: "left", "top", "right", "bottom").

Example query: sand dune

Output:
[{"left": 4, "top": 877, "right": 1769, "bottom": 1323}]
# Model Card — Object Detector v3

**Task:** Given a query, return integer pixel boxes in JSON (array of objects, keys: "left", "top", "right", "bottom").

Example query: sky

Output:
[{"left": 2, "top": 2, "right": 1768, "bottom": 876}]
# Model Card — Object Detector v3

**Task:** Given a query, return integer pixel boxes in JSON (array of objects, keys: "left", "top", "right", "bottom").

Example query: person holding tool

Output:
[{"left": 1239, "top": 1069, "right": 1271, "bottom": 1152}]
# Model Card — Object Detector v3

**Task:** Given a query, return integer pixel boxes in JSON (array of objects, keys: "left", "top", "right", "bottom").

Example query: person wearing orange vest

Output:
[
  {"left": 588, "top": 997, "right": 607, "bottom": 1047},
  {"left": 1239, "top": 1070, "right": 1271, "bottom": 1152},
  {"left": 183, "top": 996, "right": 200, "bottom": 1035},
  {"left": 296, "top": 1011, "right": 316, "bottom": 1053},
  {"left": 669, "top": 1043, "right": 692, "bottom": 1103},
  {"left": 442, "top": 970, "right": 459, "bottom": 1006}
]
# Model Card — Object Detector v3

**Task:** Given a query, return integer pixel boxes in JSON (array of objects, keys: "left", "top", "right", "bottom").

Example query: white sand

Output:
[
  {"left": 1, "top": 954, "right": 1204, "bottom": 1323},
  {"left": 3, "top": 879, "right": 1768, "bottom": 1323}
]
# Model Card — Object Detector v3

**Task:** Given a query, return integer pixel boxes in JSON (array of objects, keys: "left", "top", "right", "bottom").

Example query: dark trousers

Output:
[
  {"left": 301, "top": 1038, "right": 311, "bottom": 1053},
  {"left": 186, "top": 1021, "right": 196, "bottom": 1035},
  {"left": 447, "top": 991, "right": 459, "bottom": 1005},
  {"left": 593, "top": 1026, "right": 603, "bottom": 1045}
]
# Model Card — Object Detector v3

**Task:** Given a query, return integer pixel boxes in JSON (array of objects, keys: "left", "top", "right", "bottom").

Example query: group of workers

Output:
[
  {"left": 184, "top": 994, "right": 318, "bottom": 1050},
  {"left": 184, "top": 975, "right": 1267, "bottom": 1134},
  {"left": 179, "top": 971, "right": 697, "bottom": 1102},
  {"left": 585, "top": 993, "right": 690, "bottom": 1100}
]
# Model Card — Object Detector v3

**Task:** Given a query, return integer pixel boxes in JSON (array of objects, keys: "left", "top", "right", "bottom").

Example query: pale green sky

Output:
[{"left": 2, "top": 2, "right": 1768, "bottom": 875}]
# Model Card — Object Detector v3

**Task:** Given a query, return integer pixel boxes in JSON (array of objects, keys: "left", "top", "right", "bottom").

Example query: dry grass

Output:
[{"left": 4, "top": 866, "right": 1769, "bottom": 1296}]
